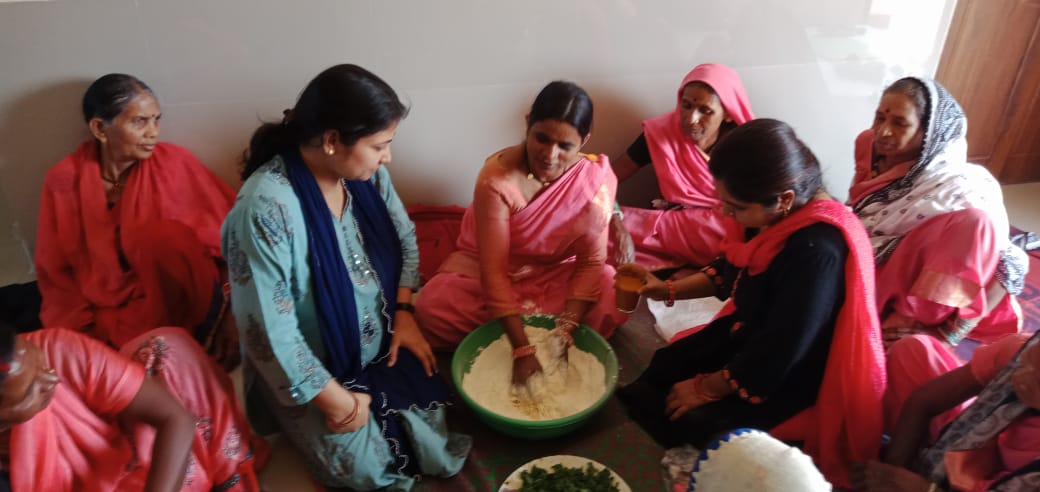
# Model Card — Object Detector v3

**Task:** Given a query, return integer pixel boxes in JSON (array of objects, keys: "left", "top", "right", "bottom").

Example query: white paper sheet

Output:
[{"left": 647, "top": 297, "right": 725, "bottom": 342}]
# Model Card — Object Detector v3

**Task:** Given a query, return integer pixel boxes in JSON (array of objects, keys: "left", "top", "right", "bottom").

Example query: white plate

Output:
[{"left": 498, "top": 455, "right": 632, "bottom": 492}]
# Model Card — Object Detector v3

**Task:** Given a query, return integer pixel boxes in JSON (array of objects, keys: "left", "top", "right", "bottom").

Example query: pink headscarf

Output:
[{"left": 642, "top": 63, "right": 755, "bottom": 208}]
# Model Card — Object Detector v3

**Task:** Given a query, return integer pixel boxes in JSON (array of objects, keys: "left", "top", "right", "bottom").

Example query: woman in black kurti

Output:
[
  {"left": 615, "top": 119, "right": 885, "bottom": 486},
  {"left": 619, "top": 222, "right": 846, "bottom": 446}
]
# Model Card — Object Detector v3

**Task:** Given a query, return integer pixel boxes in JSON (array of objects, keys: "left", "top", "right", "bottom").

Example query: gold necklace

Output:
[
  {"left": 524, "top": 159, "right": 552, "bottom": 187},
  {"left": 100, "top": 174, "right": 122, "bottom": 186},
  {"left": 100, "top": 163, "right": 136, "bottom": 191},
  {"left": 526, "top": 170, "right": 552, "bottom": 187},
  {"left": 521, "top": 147, "right": 553, "bottom": 187}
]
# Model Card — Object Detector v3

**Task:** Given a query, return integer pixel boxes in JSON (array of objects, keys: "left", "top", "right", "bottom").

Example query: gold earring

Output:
[{"left": 326, "top": 148, "right": 334, "bottom": 156}]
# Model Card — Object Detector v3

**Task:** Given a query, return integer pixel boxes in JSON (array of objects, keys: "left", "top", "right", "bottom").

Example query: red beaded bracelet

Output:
[
  {"left": 665, "top": 280, "right": 676, "bottom": 307},
  {"left": 512, "top": 344, "right": 537, "bottom": 360}
]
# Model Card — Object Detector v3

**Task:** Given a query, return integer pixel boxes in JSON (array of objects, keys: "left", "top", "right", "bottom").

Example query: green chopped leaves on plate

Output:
[{"left": 517, "top": 462, "right": 619, "bottom": 492}]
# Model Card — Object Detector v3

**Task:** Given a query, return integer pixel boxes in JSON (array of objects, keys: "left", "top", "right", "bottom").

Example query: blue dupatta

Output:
[{"left": 283, "top": 148, "right": 448, "bottom": 475}]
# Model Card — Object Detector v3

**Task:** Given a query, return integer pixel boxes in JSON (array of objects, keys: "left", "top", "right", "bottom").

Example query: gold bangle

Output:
[{"left": 335, "top": 391, "right": 361, "bottom": 428}]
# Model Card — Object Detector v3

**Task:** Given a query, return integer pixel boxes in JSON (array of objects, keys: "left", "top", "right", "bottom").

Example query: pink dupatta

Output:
[{"left": 642, "top": 63, "right": 755, "bottom": 208}]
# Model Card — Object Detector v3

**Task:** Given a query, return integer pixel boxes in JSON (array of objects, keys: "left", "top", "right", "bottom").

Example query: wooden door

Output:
[{"left": 936, "top": 0, "right": 1040, "bottom": 183}]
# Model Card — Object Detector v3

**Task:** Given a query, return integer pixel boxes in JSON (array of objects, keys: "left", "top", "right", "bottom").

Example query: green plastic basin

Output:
[{"left": 451, "top": 314, "right": 619, "bottom": 440}]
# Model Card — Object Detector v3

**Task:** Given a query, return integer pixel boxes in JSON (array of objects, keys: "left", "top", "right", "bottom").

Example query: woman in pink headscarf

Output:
[{"left": 612, "top": 63, "right": 755, "bottom": 270}]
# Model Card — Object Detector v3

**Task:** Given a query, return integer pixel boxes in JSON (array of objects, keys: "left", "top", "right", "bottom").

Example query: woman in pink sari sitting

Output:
[
  {"left": 848, "top": 77, "right": 1029, "bottom": 431},
  {"left": 612, "top": 63, "right": 755, "bottom": 270},
  {"left": 415, "top": 81, "right": 621, "bottom": 383},
  {"left": 853, "top": 332, "right": 1040, "bottom": 492},
  {"left": 0, "top": 324, "right": 264, "bottom": 491}
]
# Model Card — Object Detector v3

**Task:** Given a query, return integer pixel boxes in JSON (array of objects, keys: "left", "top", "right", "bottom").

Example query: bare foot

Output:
[{"left": 850, "top": 461, "right": 932, "bottom": 492}]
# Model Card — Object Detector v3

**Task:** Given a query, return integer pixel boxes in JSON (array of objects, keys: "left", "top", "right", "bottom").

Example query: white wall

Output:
[{"left": 0, "top": 0, "right": 957, "bottom": 285}]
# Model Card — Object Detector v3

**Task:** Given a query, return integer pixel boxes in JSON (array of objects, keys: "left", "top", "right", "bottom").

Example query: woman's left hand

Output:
[
  {"left": 849, "top": 461, "right": 933, "bottom": 492},
  {"left": 665, "top": 378, "right": 712, "bottom": 421},
  {"left": 610, "top": 213, "right": 635, "bottom": 266},
  {"left": 389, "top": 311, "right": 436, "bottom": 376}
]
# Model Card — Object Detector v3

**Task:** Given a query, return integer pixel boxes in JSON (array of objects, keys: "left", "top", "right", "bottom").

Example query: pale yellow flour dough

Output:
[{"left": 462, "top": 326, "right": 606, "bottom": 421}]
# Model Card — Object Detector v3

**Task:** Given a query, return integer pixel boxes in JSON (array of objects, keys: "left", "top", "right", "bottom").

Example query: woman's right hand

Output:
[
  {"left": 324, "top": 389, "right": 372, "bottom": 434},
  {"left": 512, "top": 353, "right": 543, "bottom": 386},
  {"left": 314, "top": 380, "right": 372, "bottom": 434}
]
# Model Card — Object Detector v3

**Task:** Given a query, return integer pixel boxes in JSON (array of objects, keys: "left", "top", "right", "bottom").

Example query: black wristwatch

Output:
[{"left": 396, "top": 302, "right": 416, "bottom": 313}]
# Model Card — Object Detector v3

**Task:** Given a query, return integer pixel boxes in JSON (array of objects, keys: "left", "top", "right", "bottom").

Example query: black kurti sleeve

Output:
[
  {"left": 722, "top": 224, "right": 848, "bottom": 404},
  {"left": 625, "top": 133, "right": 653, "bottom": 167},
  {"left": 700, "top": 256, "right": 739, "bottom": 301}
]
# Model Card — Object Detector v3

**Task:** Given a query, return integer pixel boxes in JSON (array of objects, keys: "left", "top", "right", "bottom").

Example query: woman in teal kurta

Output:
[{"left": 222, "top": 64, "right": 470, "bottom": 491}]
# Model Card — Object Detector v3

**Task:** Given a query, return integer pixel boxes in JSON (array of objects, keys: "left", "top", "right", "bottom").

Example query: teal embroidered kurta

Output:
[{"left": 222, "top": 157, "right": 469, "bottom": 491}]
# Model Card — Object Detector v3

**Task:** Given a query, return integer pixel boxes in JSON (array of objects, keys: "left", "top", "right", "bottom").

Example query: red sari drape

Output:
[
  {"left": 35, "top": 141, "right": 235, "bottom": 347},
  {"left": 722, "top": 199, "right": 887, "bottom": 487}
]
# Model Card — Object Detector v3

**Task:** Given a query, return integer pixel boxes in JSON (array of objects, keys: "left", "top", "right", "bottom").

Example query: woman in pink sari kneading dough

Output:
[{"left": 415, "top": 81, "right": 622, "bottom": 384}]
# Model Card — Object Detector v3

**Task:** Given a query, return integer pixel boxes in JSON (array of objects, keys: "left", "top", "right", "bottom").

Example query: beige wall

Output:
[{"left": 0, "top": 0, "right": 957, "bottom": 284}]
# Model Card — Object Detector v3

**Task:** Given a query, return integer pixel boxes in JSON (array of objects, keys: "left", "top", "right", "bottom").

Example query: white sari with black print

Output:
[{"left": 852, "top": 77, "right": 1027, "bottom": 296}]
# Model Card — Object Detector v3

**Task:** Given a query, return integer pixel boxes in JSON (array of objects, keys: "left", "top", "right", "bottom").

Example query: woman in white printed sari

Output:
[{"left": 848, "top": 76, "right": 1029, "bottom": 432}]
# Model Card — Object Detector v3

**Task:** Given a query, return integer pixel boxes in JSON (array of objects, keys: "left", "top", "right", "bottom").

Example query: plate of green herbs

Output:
[{"left": 498, "top": 455, "right": 630, "bottom": 492}]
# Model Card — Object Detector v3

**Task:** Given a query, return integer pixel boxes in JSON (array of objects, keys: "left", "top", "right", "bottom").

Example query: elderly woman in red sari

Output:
[
  {"left": 0, "top": 323, "right": 264, "bottom": 491},
  {"left": 34, "top": 74, "right": 238, "bottom": 367},
  {"left": 415, "top": 81, "right": 622, "bottom": 384},
  {"left": 611, "top": 63, "right": 755, "bottom": 270},
  {"left": 849, "top": 77, "right": 1030, "bottom": 432}
]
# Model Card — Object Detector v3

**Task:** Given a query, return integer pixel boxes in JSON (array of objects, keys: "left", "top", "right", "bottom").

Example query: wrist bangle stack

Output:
[
  {"left": 666, "top": 280, "right": 676, "bottom": 307},
  {"left": 512, "top": 344, "right": 537, "bottom": 360},
  {"left": 556, "top": 311, "right": 579, "bottom": 332},
  {"left": 335, "top": 391, "right": 361, "bottom": 428}
]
